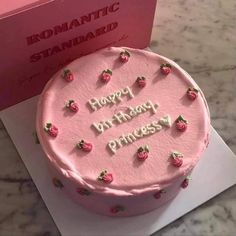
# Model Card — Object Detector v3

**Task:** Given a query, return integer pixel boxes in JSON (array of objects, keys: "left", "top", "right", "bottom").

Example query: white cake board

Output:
[{"left": 1, "top": 96, "right": 236, "bottom": 236}]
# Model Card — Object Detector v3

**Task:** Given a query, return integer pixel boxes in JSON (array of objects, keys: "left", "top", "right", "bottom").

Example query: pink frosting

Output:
[{"left": 36, "top": 47, "right": 210, "bottom": 213}]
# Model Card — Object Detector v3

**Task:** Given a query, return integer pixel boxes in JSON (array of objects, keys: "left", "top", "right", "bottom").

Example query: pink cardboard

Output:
[
  {"left": 0, "top": 0, "right": 52, "bottom": 18},
  {"left": 0, "top": 0, "right": 157, "bottom": 110}
]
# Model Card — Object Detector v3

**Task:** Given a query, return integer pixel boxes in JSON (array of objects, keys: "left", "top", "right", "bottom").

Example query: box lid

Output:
[{"left": 0, "top": 0, "right": 53, "bottom": 19}]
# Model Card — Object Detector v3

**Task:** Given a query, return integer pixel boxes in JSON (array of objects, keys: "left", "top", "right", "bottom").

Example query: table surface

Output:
[{"left": 0, "top": 0, "right": 236, "bottom": 235}]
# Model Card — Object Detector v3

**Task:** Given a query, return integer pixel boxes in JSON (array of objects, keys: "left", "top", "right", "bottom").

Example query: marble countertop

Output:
[{"left": 0, "top": 0, "right": 236, "bottom": 235}]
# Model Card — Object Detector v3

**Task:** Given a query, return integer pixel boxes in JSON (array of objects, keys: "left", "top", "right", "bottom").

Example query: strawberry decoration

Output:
[
  {"left": 120, "top": 50, "right": 130, "bottom": 62},
  {"left": 66, "top": 100, "right": 79, "bottom": 112},
  {"left": 187, "top": 87, "right": 199, "bottom": 100},
  {"left": 175, "top": 115, "right": 188, "bottom": 132},
  {"left": 98, "top": 170, "right": 113, "bottom": 184},
  {"left": 77, "top": 187, "right": 91, "bottom": 196},
  {"left": 44, "top": 123, "right": 58, "bottom": 137},
  {"left": 77, "top": 140, "right": 93, "bottom": 152},
  {"left": 137, "top": 145, "right": 149, "bottom": 161},
  {"left": 153, "top": 189, "right": 166, "bottom": 199},
  {"left": 136, "top": 76, "right": 146, "bottom": 88},
  {"left": 170, "top": 151, "right": 183, "bottom": 167},
  {"left": 52, "top": 178, "right": 63, "bottom": 188},
  {"left": 160, "top": 63, "right": 172, "bottom": 75},
  {"left": 181, "top": 176, "right": 191, "bottom": 188},
  {"left": 110, "top": 205, "right": 125, "bottom": 214},
  {"left": 62, "top": 69, "right": 74, "bottom": 82},
  {"left": 101, "top": 69, "right": 112, "bottom": 83}
]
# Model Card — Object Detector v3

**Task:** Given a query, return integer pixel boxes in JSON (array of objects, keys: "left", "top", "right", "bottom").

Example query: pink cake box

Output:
[{"left": 0, "top": 0, "right": 157, "bottom": 111}]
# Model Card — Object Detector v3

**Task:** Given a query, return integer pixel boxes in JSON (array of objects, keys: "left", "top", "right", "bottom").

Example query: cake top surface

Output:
[{"left": 36, "top": 47, "right": 210, "bottom": 195}]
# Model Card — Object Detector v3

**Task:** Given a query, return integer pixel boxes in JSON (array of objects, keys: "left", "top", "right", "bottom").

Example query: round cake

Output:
[{"left": 36, "top": 47, "right": 210, "bottom": 216}]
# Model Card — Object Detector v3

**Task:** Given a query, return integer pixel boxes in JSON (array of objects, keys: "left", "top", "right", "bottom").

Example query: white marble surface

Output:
[{"left": 0, "top": 0, "right": 236, "bottom": 235}]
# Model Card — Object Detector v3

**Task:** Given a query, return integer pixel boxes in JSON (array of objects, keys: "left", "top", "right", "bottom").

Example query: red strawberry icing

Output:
[
  {"left": 153, "top": 189, "right": 166, "bottom": 199},
  {"left": 136, "top": 76, "right": 146, "bottom": 88},
  {"left": 62, "top": 69, "right": 74, "bottom": 82},
  {"left": 66, "top": 100, "right": 79, "bottom": 112},
  {"left": 170, "top": 151, "right": 184, "bottom": 167},
  {"left": 110, "top": 205, "right": 124, "bottom": 214},
  {"left": 175, "top": 115, "right": 188, "bottom": 132},
  {"left": 77, "top": 140, "right": 93, "bottom": 152},
  {"left": 137, "top": 145, "right": 149, "bottom": 161},
  {"left": 181, "top": 177, "right": 190, "bottom": 188},
  {"left": 120, "top": 50, "right": 130, "bottom": 62},
  {"left": 187, "top": 88, "right": 199, "bottom": 100},
  {"left": 98, "top": 170, "right": 113, "bottom": 184},
  {"left": 160, "top": 63, "right": 172, "bottom": 75},
  {"left": 44, "top": 123, "right": 58, "bottom": 137},
  {"left": 101, "top": 69, "right": 112, "bottom": 83}
]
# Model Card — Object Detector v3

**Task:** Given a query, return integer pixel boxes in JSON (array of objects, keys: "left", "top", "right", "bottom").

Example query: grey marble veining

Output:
[
  {"left": 0, "top": 0, "right": 236, "bottom": 235},
  {"left": 0, "top": 122, "right": 59, "bottom": 236},
  {"left": 151, "top": 1, "right": 236, "bottom": 236}
]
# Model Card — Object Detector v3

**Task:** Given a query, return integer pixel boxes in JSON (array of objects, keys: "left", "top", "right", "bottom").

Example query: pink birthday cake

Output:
[{"left": 36, "top": 47, "right": 210, "bottom": 216}]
